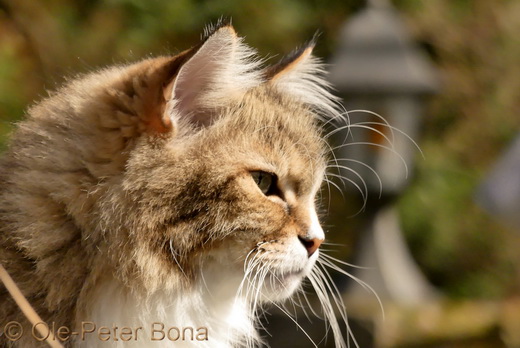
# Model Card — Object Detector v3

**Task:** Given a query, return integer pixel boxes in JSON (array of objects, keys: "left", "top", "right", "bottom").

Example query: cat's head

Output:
[{"left": 87, "top": 22, "right": 340, "bottom": 304}]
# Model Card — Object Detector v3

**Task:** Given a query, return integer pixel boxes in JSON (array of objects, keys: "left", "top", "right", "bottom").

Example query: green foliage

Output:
[
  {"left": 396, "top": 0, "right": 520, "bottom": 298},
  {"left": 399, "top": 141, "right": 518, "bottom": 298}
]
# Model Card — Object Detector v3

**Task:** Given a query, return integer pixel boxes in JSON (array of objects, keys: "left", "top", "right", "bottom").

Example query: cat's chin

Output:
[
  {"left": 261, "top": 269, "right": 306, "bottom": 301},
  {"left": 260, "top": 253, "right": 320, "bottom": 302},
  {"left": 251, "top": 250, "right": 320, "bottom": 302}
]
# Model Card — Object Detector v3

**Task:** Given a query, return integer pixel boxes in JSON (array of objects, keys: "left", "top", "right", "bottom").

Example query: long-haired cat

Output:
[{"left": 0, "top": 21, "right": 354, "bottom": 347}]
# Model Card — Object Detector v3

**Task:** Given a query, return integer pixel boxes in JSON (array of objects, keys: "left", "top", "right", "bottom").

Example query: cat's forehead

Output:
[
  {"left": 231, "top": 86, "right": 322, "bottom": 134},
  {"left": 211, "top": 87, "right": 327, "bottom": 191}
]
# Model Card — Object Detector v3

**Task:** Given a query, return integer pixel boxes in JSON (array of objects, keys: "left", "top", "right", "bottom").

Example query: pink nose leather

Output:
[{"left": 298, "top": 236, "right": 323, "bottom": 257}]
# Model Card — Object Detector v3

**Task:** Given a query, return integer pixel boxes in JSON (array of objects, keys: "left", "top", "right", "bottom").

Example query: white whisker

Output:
[
  {"left": 319, "top": 255, "right": 385, "bottom": 321},
  {"left": 333, "top": 141, "right": 410, "bottom": 178},
  {"left": 330, "top": 158, "right": 383, "bottom": 198},
  {"left": 169, "top": 239, "right": 188, "bottom": 279},
  {"left": 271, "top": 301, "right": 319, "bottom": 348}
]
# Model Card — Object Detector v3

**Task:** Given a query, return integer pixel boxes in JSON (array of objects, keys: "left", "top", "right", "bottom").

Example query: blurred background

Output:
[{"left": 1, "top": 0, "right": 520, "bottom": 347}]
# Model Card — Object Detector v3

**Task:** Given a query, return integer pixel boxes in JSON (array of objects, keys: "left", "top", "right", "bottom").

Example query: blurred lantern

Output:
[
  {"left": 328, "top": 0, "right": 440, "bottom": 306},
  {"left": 329, "top": 0, "right": 439, "bottom": 194}
]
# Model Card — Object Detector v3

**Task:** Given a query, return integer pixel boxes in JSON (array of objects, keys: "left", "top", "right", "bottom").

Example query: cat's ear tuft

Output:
[
  {"left": 266, "top": 38, "right": 342, "bottom": 121},
  {"left": 265, "top": 34, "right": 318, "bottom": 81},
  {"left": 161, "top": 23, "right": 263, "bottom": 129},
  {"left": 201, "top": 17, "right": 233, "bottom": 41}
]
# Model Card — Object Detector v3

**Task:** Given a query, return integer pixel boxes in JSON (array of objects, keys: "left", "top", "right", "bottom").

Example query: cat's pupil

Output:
[{"left": 251, "top": 171, "right": 276, "bottom": 196}]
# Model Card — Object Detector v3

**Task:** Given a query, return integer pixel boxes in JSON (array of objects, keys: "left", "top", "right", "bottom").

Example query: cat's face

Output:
[
  {"left": 87, "top": 23, "right": 341, "bottom": 303},
  {"left": 122, "top": 86, "right": 326, "bottom": 301}
]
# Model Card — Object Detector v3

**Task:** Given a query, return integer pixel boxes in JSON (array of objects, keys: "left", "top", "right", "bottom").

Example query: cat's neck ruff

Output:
[{"left": 83, "top": 271, "right": 257, "bottom": 348}]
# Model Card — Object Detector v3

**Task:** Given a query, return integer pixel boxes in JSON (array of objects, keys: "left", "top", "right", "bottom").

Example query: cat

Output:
[{"left": 0, "top": 21, "right": 355, "bottom": 348}]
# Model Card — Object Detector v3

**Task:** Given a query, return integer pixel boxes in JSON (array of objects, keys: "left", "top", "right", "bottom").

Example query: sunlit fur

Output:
[{"left": 0, "top": 23, "right": 396, "bottom": 348}]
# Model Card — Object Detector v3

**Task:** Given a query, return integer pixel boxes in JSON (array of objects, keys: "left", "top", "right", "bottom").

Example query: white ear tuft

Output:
[
  {"left": 167, "top": 25, "right": 263, "bottom": 127},
  {"left": 268, "top": 44, "right": 343, "bottom": 122}
]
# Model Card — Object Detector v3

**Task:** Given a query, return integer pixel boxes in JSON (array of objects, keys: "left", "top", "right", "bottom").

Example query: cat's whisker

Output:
[
  {"left": 249, "top": 261, "right": 269, "bottom": 319},
  {"left": 198, "top": 264, "right": 217, "bottom": 301},
  {"left": 291, "top": 289, "right": 311, "bottom": 322},
  {"left": 251, "top": 264, "right": 272, "bottom": 338},
  {"left": 329, "top": 158, "right": 383, "bottom": 198},
  {"left": 315, "top": 262, "right": 349, "bottom": 319},
  {"left": 312, "top": 265, "right": 348, "bottom": 347},
  {"left": 169, "top": 239, "right": 189, "bottom": 279},
  {"left": 244, "top": 246, "right": 262, "bottom": 273},
  {"left": 319, "top": 135, "right": 342, "bottom": 209},
  {"left": 323, "top": 113, "right": 393, "bottom": 142},
  {"left": 325, "top": 172, "right": 367, "bottom": 204},
  {"left": 321, "top": 107, "right": 351, "bottom": 132},
  {"left": 340, "top": 124, "right": 395, "bottom": 150},
  {"left": 317, "top": 247, "right": 337, "bottom": 254},
  {"left": 323, "top": 172, "right": 349, "bottom": 192},
  {"left": 325, "top": 164, "right": 369, "bottom": 195},
  {"left": 238, "top": 265, "right": 263, "bottom": 348},
  {"left": 344, "top": 109, "right": 398, "bottom": 154},
  {"left": 346, "top": 109, "right": 393, "bottom": 129},
  {"left": 239, "top": 253, "right": 263, "bottom": 295},
  {"left": 322, "top": 175, "right": 337, "bottom": 207},
  {"left": 323, "top": 177, "right": 345, "bottom": 197},
  {"left": 333, "top": 141, "right": 410, "bottom": 178},
  {"left": 325, "top": 172, "right": 369, "bottom": 215},
  {"left": 313, "top": 262, "right": 362, "bottom": 348},
  {"left": 322, "top": 110, "right": 356, "bottom": 147},
  {"left": 320, "top": 252, "right": 372, "bottom": 270},
  {"left": 318, "top": 254, "right": 385, "bottom": 320},
  {"left": 300, "top": 279, "right": 325, "bottom": 321},
  {"left": 353, "top": 121, "right": 424, "bottom": 158},
  {"left": 271, "top": 301, "right": 320, "bottom": 348},
  {"left": 284, "top": 294, "right": 299, "bottom": 324},
  {"left": 237, "top": 253, "right": 260, "bottom": 303},
  {"left": 308, "top": 270, "right": 352, "bottom": 348},
  {"left": 320, "top": 241, "right": 344, "bottom": 247},
  {"left": 242, "top": 252, "right": 265, "bottom": 295}
]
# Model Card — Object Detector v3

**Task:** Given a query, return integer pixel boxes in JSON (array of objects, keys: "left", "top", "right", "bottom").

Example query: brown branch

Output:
[{"left": 0, "top": 263, "right": 64, "bottom": 348}]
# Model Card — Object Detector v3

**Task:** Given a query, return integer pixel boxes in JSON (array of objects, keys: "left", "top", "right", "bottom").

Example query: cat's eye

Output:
[{"left": 250, "top": 171, "right": 278, "bottom": 196}]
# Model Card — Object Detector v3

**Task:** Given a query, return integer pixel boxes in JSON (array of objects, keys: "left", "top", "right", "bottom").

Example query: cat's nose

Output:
[{"left": 298, "top": 235, "right": 323, "bottom": 257}]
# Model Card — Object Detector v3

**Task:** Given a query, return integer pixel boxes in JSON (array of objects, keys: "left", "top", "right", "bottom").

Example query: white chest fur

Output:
[{"left": 80, "top": 274, "right": 256, "bottom": 348}]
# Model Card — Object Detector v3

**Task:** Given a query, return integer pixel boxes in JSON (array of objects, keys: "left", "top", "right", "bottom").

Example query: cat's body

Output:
[{"left": 0, "top": 23, "right": 345, "bottom": 347}]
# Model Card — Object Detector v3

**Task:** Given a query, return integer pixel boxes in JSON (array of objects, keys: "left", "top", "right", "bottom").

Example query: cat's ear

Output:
[
  {"left": 265, "top": 43, "right": 315, "bottom": 83},
  {"left": 265, "top": 41, "right": 340, "bottom": 120},
  {"left": 160, "top": 23, "right": 262, "bottom": 130}
]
